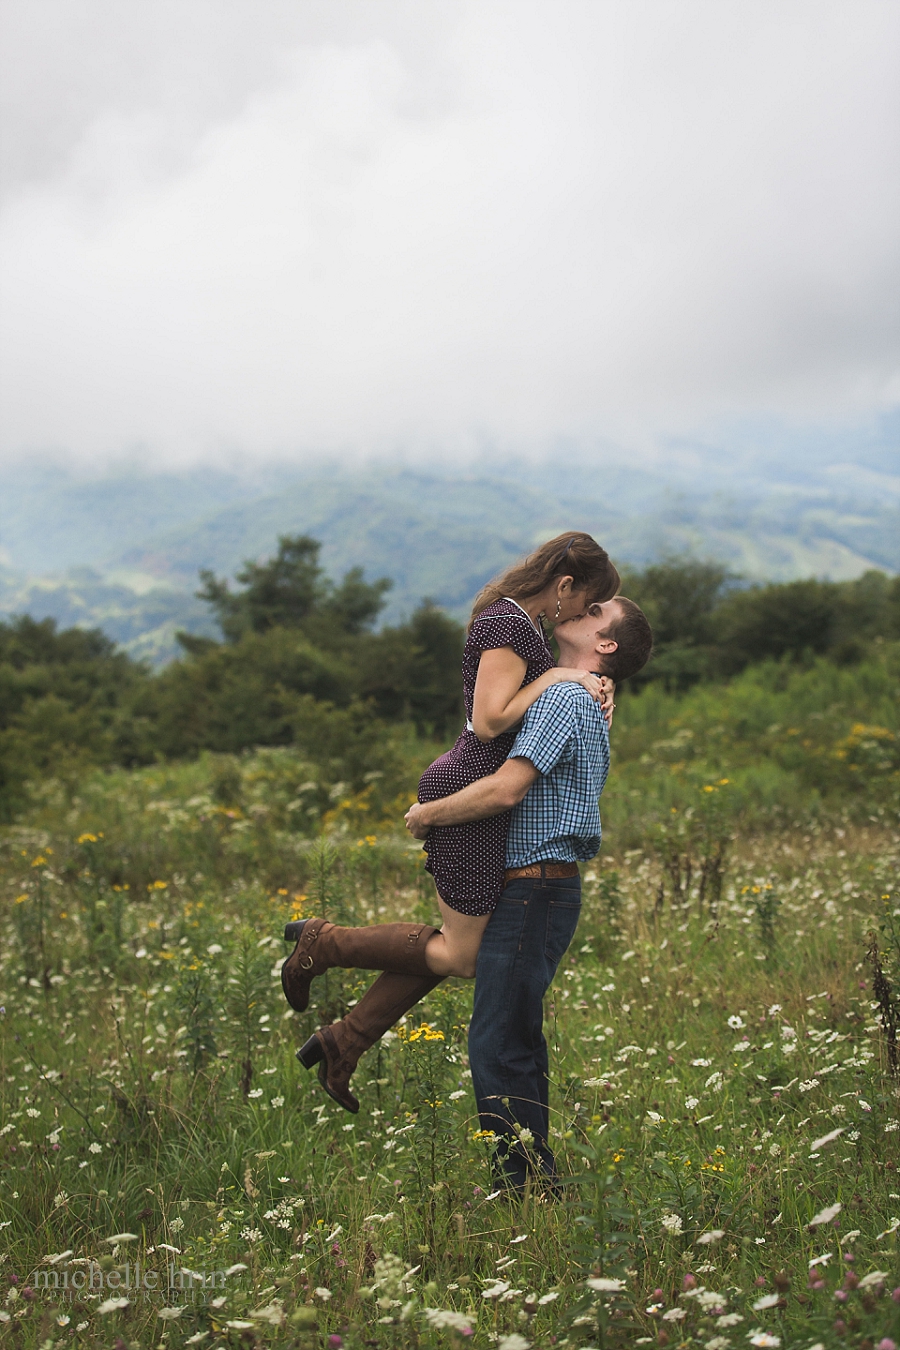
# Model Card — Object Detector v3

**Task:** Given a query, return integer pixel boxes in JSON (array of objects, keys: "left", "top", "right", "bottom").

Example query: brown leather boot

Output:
[
  {"left": 281, "top": 917, "right": 439, "bottom": 1012},
  {"left": 296, "top": 969, "right": 445, "bottom": 1112}
]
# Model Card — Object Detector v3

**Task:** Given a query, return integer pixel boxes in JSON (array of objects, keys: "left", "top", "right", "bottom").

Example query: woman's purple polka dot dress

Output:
[{"left": 417, "top": 599, "right": 555, "bottom": 915}]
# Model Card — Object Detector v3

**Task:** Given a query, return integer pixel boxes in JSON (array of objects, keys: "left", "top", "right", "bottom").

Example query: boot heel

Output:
[
  {"left": 284, "top": 920, "right": 307, "bottom": 943},
  {"left": 296, "top": 1034, "right": 324, "bottom": 1069}
]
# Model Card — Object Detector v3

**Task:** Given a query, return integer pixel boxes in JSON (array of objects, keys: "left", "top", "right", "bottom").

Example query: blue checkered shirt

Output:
[{"left": 505, "top": 682, "right": 610, "bottom": 867}]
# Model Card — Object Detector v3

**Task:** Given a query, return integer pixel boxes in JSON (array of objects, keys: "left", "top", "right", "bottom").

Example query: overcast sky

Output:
[{"left": 0, "top": 0, "right": 898, "bottom": 468}]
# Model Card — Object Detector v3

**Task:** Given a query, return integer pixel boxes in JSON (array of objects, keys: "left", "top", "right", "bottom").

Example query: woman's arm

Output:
[{"left": 471, "top": 647, "right": 607, "bottom": 740}]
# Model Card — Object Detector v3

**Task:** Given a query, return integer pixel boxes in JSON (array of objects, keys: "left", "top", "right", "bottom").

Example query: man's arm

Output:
[{"left": 404, "top": 757, "right": 539, "bottom": 839}]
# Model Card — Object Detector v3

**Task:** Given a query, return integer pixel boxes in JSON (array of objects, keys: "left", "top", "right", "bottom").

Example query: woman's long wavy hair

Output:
[{"left": 469, "top": 532, "right": 620, "bottom": 630}]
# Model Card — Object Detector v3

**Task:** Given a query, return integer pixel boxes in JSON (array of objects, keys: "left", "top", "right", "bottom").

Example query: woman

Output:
[{"left": 281, "top": 532, "right": 619, "bottom": 1111}]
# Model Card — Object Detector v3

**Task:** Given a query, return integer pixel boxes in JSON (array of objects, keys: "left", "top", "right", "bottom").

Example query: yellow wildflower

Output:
[{"left": 407, "top": 1022, "right": 445, "bottom": 1043}]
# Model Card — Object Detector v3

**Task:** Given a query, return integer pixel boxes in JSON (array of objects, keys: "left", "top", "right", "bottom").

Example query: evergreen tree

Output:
[{"left": 196, "top": 534, "right": 391, "bottom": 643}]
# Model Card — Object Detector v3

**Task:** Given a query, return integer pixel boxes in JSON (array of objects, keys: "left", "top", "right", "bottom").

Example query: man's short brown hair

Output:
[{"left": 598, "top": 596, "right": 653, "bottom": 682}]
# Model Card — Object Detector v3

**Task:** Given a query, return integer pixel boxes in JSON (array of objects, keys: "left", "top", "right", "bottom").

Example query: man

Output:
[
  {"left": 404, "top": 595, "right": 652, "bottom": 1189},
  {"left": 284, "top": 596, "right": 652, "bottom": 1157}
]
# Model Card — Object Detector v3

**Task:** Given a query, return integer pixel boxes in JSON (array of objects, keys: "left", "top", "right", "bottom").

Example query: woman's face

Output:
[{"left": 552, "top": 582, "right": 590, "bottom": 624}]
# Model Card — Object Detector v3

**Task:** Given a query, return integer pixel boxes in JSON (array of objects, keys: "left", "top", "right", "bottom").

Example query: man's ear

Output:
[{"left": 596, "top": 638, "right": 618, "bottom": 654}]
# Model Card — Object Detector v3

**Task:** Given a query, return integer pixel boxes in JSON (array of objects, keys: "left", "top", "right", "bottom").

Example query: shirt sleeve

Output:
[
  {"left": 508, "top": 683, "right": 580, "bottom": 774},
  {"left": 469, "top": 611, "right": 549, "bottom": 664}
]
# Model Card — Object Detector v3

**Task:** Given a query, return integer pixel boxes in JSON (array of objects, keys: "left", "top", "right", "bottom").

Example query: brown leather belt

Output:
[{"left": 504, "top": 861, "right": 579, "bottom": 881}]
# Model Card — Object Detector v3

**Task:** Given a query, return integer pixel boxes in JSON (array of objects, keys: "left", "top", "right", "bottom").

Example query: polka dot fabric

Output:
[{"left": 417, "top": 599, "right": 555, "bottom": 914}]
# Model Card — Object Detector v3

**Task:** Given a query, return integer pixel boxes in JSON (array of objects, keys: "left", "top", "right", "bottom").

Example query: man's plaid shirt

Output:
[{"left": 505, "top": 681, "right": 610, "bottom": 867}]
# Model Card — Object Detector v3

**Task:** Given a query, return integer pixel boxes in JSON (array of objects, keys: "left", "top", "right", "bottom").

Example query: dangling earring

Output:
[{"left": 554, "top": 599, "right": 562, "bottom": 620}]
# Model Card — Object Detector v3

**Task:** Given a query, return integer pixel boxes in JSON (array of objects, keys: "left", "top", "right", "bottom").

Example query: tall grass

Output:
[{"left": 1, "top": 651, "right": 899, "bottom": 1348}]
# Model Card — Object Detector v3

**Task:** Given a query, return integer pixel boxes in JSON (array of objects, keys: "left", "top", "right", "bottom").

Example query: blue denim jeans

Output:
[{"left": 468, "top": 874, "right": 581, "bottom": 1190}]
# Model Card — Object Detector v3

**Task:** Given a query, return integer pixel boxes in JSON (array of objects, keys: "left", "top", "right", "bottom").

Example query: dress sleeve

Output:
[{"left": 469, "top": 611, "right": 549, "bottom": 665}]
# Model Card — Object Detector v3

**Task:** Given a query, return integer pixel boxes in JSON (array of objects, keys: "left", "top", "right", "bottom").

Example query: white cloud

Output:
[{"left": 0, "top": 0, "right": 897, "bottom": 464}]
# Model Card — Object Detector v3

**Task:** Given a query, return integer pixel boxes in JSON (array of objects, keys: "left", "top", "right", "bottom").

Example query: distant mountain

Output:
[
  {"left": 0, "top": 565, "right": 214, "bottom": 665},
  {"left": 1, "top": 427, "right": 897, "bottom": 664},
  {"left": 0, "top": 461, "right": 297, "bottom": 574}
]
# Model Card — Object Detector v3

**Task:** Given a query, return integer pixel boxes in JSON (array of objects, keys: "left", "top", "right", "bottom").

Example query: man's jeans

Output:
[{"left": 468, "top": 874, "right": 581, "bottom": 1190}]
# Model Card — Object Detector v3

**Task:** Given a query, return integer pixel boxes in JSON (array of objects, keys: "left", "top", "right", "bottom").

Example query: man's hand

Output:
[
  {"left": 402, "top": 758, "right": 540, "bottom": 834},
  {"left": 405, "top": 802, "right": 430, "bottom": 839}
]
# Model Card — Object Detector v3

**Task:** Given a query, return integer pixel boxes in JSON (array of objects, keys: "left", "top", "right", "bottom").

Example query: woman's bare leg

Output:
[{"left": 424, "top": 897, "right": 491, "bottom": 979}]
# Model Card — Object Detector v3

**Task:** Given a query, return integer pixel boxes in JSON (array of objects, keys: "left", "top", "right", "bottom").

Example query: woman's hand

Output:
[
  {"left": 598, "top": 675, "right": 616, "bottom": 726},
  {"left": 556, "top": 669, "right": 616, "bottom": 724},
  {"left": 556, "top": 668, "right": 603, "bottom": 700}
]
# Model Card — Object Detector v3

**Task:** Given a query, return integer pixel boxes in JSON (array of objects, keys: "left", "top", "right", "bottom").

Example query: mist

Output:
[{"left": 1, "top": 0, "right": 898, "bottom": 467}]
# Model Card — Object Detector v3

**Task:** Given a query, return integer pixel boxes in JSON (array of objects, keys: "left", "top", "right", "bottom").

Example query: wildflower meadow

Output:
[{"left": 1, "top": 651, "right": 899, "bottom": 1350}]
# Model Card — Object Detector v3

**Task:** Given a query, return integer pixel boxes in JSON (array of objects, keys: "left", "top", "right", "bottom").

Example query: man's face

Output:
[
  {"left": 554, "top": 600, "right": 623, "bottom": 670},
  {"left": 556, "top": 599, "right": 622, "bottom": 650}
]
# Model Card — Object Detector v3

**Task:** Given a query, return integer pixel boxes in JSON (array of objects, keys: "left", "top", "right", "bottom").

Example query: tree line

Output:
[
  {"left": 0, "top": 535, "right": 897, "bottom": 818},
  {"left": 621, "top": 558, "right": 900, "bottom": 689}
]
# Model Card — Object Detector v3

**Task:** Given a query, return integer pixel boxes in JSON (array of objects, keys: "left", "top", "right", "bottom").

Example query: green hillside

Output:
[
  {"left": 1, "top": 449, "right": 897, "bottom": 663},
  {"left": 109, "top": 465, "right": 900, "bottom": 597}
]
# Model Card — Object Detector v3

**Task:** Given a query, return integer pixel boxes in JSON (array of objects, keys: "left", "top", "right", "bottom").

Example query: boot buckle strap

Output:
[
  {"left": 406, "top": 931, "right": 420, "bottom": 945},
  {"left": 298, "top": 925, "right": 321, "bottom": 964}
]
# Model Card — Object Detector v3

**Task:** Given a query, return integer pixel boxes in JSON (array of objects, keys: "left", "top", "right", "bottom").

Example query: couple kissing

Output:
[{"left": 280, "top": 533, "right": 652, "bottom": 1194}]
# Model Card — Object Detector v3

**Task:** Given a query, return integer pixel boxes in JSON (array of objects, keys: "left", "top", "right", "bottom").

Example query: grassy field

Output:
[{"left": 1, "top": 659, "right": 899, "bottom": 1350}]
